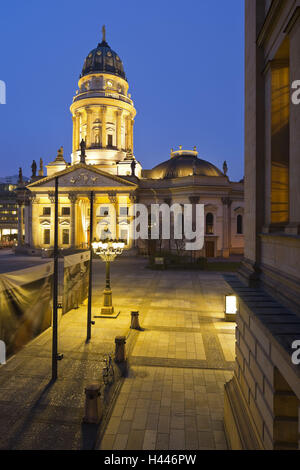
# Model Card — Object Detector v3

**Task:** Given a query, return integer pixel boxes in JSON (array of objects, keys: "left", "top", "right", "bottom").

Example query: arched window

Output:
[
  {"left": 237, "top": 214, "right": 243, "bottom": 234},
  {"left": 206, "top": 213, "right": 214, "bottom": 234}
]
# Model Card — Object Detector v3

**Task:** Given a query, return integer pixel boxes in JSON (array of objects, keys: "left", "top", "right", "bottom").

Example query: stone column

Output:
[
  {"left": 222, "top": 197, "right": 232, "bottom": 258},
  {"left": 116, "top": 109, "right": 122, "bottom": 150},
  {"left": 24, "top": 201, "right": 30, "bottom": 245},
  {"left": 28, "top": 197, "right": 34, "bottom": 247},
  {"left": 130, "top": 118, "right": 134, "bottom": 152},
  {"left": 73, "top": 112, "right": 80, "bottom": 152},
  {"left": 86, "top": 108, "right": 92, "bottom": 148},
  {"left": 188, "top": 196, "right": 200, "bottom": 260},
  {"left": 72, "top": 115, "right": 76, "bottom": 153},
  {"left": 17, "top": 202, "right": 23, "bottom": 246},
  {"left": 101, "top": 106, "right": 107, "bottom": 148},
  {"left": 68, "top": 193, "right": 77, "bottom": 248},
  {"left": 125, "top": 115, "right": 129, "bottom": 151},
  {"left": 108, "top": 191, "right": 118, "bottom": 239},
  {"left": 48, "top": 192, "right": 55, "bottom": 247},
  {"left": 263, "top": 63, "right": 272, "bottom": 230},
  {"left": 30, "top": 195, "right": 39, "bottom": 248},
  {"left": 127, "top": 117, "right": 133, "bottom": 151},
  {"left": 188, "top": 196, "right": 200, "bottom": 232},
  {"left": 286, "top": 13, "right": 300, "bottom": 234}
]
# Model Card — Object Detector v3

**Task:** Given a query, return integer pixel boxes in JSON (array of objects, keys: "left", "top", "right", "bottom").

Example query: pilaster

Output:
[
  {"left": 68, "top": 193, "right": 78, "bottom": 248},
  {"left": 101, "top": 106, "right": 107, "bottom": 148},
  {"left": 86, "top": 108, "right": 92, "bottom": 148},
  {"left": 222, "top": 197, "right": 232, "bottom": 258},
  {"left": 116, "top": 109, "right": 122, "bottom": 150}
]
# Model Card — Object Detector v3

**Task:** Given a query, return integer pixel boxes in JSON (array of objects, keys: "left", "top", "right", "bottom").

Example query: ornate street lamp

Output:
[{"left": 92, "top": 239, "right": 125, "bottom": 315}]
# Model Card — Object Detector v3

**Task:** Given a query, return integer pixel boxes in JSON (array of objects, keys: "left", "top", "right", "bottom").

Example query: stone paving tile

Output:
[{"left": 100, "top": 366, "right": 232, "bottom": 450}]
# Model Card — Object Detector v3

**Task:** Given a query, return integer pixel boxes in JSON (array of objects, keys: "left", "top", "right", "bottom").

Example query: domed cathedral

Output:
[
  {"left": 18, "top": 27, "right": 244, "bottom": 258},
  {"left": 70, "top": 25, "right": 140, "bottom": 177}
]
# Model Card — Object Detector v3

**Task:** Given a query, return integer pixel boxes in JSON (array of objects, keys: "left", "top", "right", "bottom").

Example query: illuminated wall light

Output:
[{"left": 225, "top": 294, "right": 238, "bottom": 322}]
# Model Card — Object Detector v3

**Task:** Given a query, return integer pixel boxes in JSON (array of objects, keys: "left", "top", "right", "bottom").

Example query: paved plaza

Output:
[
  {"left": 99, "top": 261, "right": 235, "bottom": 450},
  {"left": 0, "top": 255, "right": 235, "bottom": 450}
]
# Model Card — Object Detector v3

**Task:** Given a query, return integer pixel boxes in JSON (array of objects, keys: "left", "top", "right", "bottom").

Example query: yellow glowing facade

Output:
[{"left": 26, "top": 164, "right": 138, "bottom": 251}]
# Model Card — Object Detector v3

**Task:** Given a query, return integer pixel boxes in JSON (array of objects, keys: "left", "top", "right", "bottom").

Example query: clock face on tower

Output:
[{"left": 107, "top": 80, "right": 113, "bottom": 88}]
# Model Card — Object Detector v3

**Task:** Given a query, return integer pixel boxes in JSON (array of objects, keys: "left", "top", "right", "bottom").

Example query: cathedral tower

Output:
[{"left": 70, "top": 26, "right": 138, "bottom": 176}]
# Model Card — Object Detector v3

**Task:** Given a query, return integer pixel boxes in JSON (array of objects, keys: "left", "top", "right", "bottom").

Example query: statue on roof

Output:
[
  {"left": 80, "top": 139, "right": 86, "bottom": 164},
  {"left": 31, "top": 160, "right": 37, "bottom": 178},
  {"left": 39, "top": 158, "right": 44, "bottom": 177},
  {"left": 223, "top": 160, "right": 228, "bottom": 176},
  {"left": 131, "top": 157, "right": 137, "bottom": 177},
  {"left": 18, "top": 167, "right": 23, "bottom": 185}
]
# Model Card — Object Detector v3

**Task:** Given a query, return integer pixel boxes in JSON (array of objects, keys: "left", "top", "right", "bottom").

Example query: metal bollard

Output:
[
  {"left": 115, "top": 336, "right": 126, "bottom": 363},
  {"left": 83, "top": 383, "right": 102, "bottom": 424},
  {"left": 130, "top": 310, "right": 141, "bottom": 330}
]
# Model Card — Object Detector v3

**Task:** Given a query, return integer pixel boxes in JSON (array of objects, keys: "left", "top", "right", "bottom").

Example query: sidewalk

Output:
[{"left": 99, "top": 270, "right": 236, "bottom": 450}]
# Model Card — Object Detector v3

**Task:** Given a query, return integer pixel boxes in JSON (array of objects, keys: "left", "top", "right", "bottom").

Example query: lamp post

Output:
[{"left": 92, "top": 239, "right": 125, "bottom": 315}]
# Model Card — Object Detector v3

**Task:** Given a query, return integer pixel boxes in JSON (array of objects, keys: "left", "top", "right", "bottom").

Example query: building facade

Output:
[
  {"left": 18, "top": 28, "right": 244, "bottom": 258},
  {"left": 224, "top": 0, "right": 300, "bottom": 450},
  {"left": 0, "top": 178, "right": 19, "bottom": 246}
]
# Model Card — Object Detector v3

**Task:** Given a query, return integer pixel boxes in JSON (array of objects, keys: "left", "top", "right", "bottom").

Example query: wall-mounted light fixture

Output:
[{"left": 225, "top": 294, "right": 238, "bottom": 322}]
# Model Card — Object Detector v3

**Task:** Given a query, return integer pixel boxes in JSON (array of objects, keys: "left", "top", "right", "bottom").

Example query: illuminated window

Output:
[
  {"left": 270, "top": 40, "right": 290, "bottom": 225},
  {"left": 206, "top": 213, "right": 214, "bottom": 234},
  {"left": 62, "top": 207, "right": 70, "bottom": 216},
  {"left": 43, "top": 207, "right": 51, "bottom": 216},
  {"left": 43, "top": 229, "right": 50, "bottom": 245},
  {"left": 62, "top": 229, "right": 69, "bottom": 245},
  {"left": 107, "top": 134, "right": 113, "bottom": 147}
]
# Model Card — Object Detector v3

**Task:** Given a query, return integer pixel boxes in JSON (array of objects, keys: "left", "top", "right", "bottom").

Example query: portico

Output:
[{"left": 26, "top": 164, "right": 137, "bottom": 251}]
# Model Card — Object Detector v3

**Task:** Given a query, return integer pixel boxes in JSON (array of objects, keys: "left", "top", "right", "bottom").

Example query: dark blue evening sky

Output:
[{"left": 0, "top": 0, "right": 244, "bottom": 181}]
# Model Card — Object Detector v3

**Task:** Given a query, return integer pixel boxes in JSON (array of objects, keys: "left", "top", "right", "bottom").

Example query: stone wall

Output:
[{"left": 224, "top": 274, "right": 300, "bottom": 450}]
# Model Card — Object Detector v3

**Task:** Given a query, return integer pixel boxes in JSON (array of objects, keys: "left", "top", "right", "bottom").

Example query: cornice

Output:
[
  {"left": 284, "top": 6, "right": 300, "bottom": 34},
  {"left": 262, "top": 58, "right": 290, "bottom": 76},
  {"left": 257, "top": 0, "right": 287, "bottom": 47},
  {"left": 27, "top": 163, "right": 138, "bottom": 188}
]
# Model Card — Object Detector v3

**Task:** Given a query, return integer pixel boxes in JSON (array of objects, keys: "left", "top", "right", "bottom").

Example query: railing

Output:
[{"left": 73, "top": 90, "right": 133, "bottom": 105}]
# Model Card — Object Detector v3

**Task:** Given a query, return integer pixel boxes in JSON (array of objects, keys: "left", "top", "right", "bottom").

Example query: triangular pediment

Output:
[{"left": 27, "top": 164, "right": 138, "bottom": 189}]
